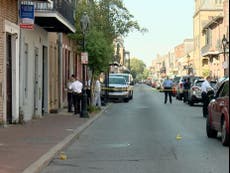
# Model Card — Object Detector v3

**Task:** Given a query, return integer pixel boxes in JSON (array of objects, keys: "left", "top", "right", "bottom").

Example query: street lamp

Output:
[
  {"left": 80, "top": 12, "right": 90, "bottom": 118},
  {"left": 222, "top": 34, "right": 229, "bottom": 77}
]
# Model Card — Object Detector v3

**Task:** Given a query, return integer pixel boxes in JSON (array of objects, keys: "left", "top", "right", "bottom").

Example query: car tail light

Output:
[{"left": 192, "top": 86, "right": 201, "bottom": 92}]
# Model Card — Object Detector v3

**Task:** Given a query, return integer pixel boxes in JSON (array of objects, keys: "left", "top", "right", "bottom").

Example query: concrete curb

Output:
[{"left": 22, "top": 105, "right": 110, "bottom": 173}]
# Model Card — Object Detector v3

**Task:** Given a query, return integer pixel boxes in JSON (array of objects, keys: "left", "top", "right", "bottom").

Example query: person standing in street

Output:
[
  {"left": 94, "top": 76, "right": 101, "bottom": 108},
  {"left": 201, "top": 76, "right": 213, "bottom": 117},
  {"left": 69, "top": 75, "right": 83, "bottom": 115},
  {"left": 162, "top": 76, "right": 174, "bottom": 104},
  {"left": 183, "top": 78, "right": 191, "bottom": 103}
]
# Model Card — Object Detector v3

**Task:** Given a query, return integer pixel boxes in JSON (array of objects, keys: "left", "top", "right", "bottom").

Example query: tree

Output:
[
  {"left": 86, "top": 28, "right": 114, "bottom": 77},
  {"left": 71, "top": 0, "right": 147, "bottom": 105},
  {"left": 130, "top": 58, "right": 146, "bottom": 80}
]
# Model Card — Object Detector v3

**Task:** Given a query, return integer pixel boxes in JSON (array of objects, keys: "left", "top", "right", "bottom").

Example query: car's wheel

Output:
[
  {"left": 124, "top": 98, "right": 129, "bottom": 102},
  {"left": 130, "top": 92, "right": 133, "bottom": 100},
  {"left": 177, "top": 94, "right": 182, "bottom": 100},
  {"left": 188, "top": 100, "right": 194, "bottom": 106},
  {"left": 221, "top": 117, "right": 229, "bottom": 146},
  {"left": 206, "top": 113, "right": 217, "bottom": 138}
]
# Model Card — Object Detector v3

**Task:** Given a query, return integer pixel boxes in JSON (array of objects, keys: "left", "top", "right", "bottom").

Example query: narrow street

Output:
[{"left": 41, "top": 84, "right": 229, "bottom": 173}]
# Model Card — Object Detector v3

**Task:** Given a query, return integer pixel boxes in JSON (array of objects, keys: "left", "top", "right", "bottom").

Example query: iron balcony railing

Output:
[{"left": 34, "top": 0, "right": 75, "bottom": 26}]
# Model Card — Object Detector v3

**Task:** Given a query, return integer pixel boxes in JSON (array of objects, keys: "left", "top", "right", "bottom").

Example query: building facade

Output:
[
  {"left": 201, "top": 0, "right": 229, "bottom": 78},
  {"left": 0, "top": 0, "right": 20, "bottom": 124},
  {"left": 193, "top": 0, "right": 224, "bottom": 76},
  {"left": 0, "top": 0, "right": 79, "bottom": 124}
]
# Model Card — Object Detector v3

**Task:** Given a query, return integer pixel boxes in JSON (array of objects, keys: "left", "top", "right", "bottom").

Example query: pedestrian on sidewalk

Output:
[
  {"left": 162, "top": 76, "right": 174, "bottom": 104},
  {"left": 69, "top": 75, "right": 83, "bottom": 115},
  {"left": 66, "top": 74, "right": 75, "bottom": 112},
  {"left": 94, "top": 76, "right": 101, "bottom": 108}
]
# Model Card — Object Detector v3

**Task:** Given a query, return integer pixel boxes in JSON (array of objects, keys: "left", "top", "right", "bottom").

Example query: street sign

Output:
[
  {"left": 81, "top": 52, "right": 88, "bottom": 64},
  {"left": 19, "top": 4, "right": 35, "bottom": 30}
]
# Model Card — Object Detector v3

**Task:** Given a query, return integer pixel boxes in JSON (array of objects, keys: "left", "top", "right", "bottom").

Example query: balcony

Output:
[{"left": 34, "top": 0, "right": 76, "bottom": 33}]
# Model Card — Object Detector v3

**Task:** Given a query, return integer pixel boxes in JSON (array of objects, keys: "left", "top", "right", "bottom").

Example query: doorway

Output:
[
  {"left": 34, "top": 48, "right": 39, "bottom": 116},
  {"left": 42, "top": 46, "right": 48, "bottom": 115},
  {"left": 6, "top": 34, "right": 12, "bottom": 123}
]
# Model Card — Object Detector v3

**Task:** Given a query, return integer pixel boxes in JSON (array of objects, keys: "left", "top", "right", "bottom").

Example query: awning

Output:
[{"left": 202, "top": 51, "right": 220, "bottom": 57}]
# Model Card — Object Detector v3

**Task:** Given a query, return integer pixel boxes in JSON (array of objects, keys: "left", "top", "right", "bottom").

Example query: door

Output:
[
  {"left": 34, "top": 48, "right": 39, "bottom": 116},
  {"left": 42, "top": 46, "right": 48, "bottom": 114},
  {"left": 6, "top": 34, "right": 12, "bottom": 123}
]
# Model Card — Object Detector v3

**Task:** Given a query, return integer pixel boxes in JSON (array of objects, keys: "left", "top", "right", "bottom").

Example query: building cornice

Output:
[{"left": 193, "top": 9, "right": 223, "bottom": 18}]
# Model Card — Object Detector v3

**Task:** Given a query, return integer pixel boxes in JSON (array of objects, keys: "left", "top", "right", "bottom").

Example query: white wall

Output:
[{"left": 19, "top": 25, "right": 48, "bottom": 121}]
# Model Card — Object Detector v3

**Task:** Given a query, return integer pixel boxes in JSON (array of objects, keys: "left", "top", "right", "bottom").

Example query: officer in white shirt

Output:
[
  {"left": 69, "top": 76, "right": 83, "bottom": 115},
  {"left": 201, "top": 76, "right": 213, "bottom": 117}
]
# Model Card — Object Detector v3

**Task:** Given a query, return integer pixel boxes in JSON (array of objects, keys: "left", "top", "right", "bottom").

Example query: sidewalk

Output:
[{"left": 0, "top": 108, "right": 107, "bottom": 173}]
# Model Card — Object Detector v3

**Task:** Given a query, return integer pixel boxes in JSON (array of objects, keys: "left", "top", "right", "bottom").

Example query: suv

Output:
[
  {"left": 187, "top": 79, "right": 217, "bottom": 106},
  {"left": 176, "top": 75, "right": 201, "bottom": 100},
  {"left": 105, "top": 76, "right": 130, "bottom": 102},
  {"left": 109, "top": 73, "right": 134, "bottom": 100}
]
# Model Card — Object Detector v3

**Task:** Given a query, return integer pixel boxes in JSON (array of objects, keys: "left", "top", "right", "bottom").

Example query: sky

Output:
[{"left": 123, "top": 0, "right": 194, "bottom": 67}]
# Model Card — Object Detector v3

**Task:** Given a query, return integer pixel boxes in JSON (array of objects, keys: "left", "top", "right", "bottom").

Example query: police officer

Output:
[
  {"left": 201, "top": 76, "right": 213, "bottom": 118},
  {"left": 162, "top": 76, "right": 174, "bottom": 104},
  {"left": 67, "top": 74, "right": 75, "bottom": 112},
  {"left": 69, "top": 76, "right": 83, "bottom": 115}
]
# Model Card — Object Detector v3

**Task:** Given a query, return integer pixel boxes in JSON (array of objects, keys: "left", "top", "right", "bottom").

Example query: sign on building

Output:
[
  {"left": 81, "top": 52, "right": 88, "bottom": 64},
  {"left": 19, "top": 4, "right": 35, "bottom": 30}
]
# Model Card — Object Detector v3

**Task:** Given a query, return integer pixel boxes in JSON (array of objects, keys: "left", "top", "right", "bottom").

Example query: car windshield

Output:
[
  {"left": 111, "top": 74, "right": 129, "bottom": 83},
  {"left": 173, "top": 77, "right": 180, "bottom": 83},
  {"left": 195, "top": 80, "right": 216, "bottom": 88},
  {"left": 109, "top": 77, "right": 126, "bottom": 85},
  {"left": 210, "top": 81, "right": 217, "bottom": 88}
]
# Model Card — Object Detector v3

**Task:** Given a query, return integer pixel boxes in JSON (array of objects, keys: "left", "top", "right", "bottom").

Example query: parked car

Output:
[
  {"left": 102, "top": 76, "right": 130, "bottom": 102},
  {"left": 206, "top": 78, "right": 229, "bottom": 146},
  {"left": 187, "top": 79, "right": 217, "bottom": 106},
  {"left": 175, "top": 75, "right": 202, "bottom": 100},
  {"left": 172, "top": 76, "right": 181, "bottom": 97}
]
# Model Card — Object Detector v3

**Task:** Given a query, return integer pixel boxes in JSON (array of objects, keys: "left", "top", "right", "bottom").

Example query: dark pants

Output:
[
  {"left": 67, "top": 92, "right": 73, "bottom": 112},
  {"left": 72, "top": 93, "right": 82, "bottom": 115},
  {"left": 202, "top": 90, "right": 215, "bottom": 117},
  {"left": 183, "top": 90, "right": 189, "bottom": 103},
  {"left": 202, "top": 92, "right": 208, "bottom": 117},
  {"left": 164, "top": 87, "right": 172, "bottom": 103}
]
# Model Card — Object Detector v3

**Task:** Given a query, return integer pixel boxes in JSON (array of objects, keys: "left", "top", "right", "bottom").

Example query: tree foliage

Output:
[
  {"left": 71, "top": 0, "right": 147, "bottom": 103},
  {"left": 86, "top": 28, "right": 113, "bottom": 76},
  {"left": 73, "top": 0, "right": 147, "bottom": 68},
  {"left": 130, "top": 58, "right": 146, "bottom": 80}
]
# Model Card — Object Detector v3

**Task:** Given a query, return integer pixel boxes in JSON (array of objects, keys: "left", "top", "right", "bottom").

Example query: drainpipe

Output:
[{"left": 58, "top": 33, "right": 63, "bottom": 108}]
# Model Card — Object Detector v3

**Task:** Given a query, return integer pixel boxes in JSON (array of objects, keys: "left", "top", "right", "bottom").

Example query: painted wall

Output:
[{"left": 19, "top": 25, "right": 48, "bottom": 121}]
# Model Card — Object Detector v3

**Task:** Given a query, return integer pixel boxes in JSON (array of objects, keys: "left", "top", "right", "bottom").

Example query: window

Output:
[{"left": 219, "top": 81, "right": 229, "bottom": 97}]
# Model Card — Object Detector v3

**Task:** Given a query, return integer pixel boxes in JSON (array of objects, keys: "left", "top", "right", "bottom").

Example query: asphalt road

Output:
[{"left": 41, "top": 84, "right": 229, "bottom": 173}]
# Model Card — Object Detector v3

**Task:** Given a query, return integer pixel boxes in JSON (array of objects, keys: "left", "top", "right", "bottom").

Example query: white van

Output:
[{"left": 109, "top": 73, "right": 134, "bottom": 100}]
